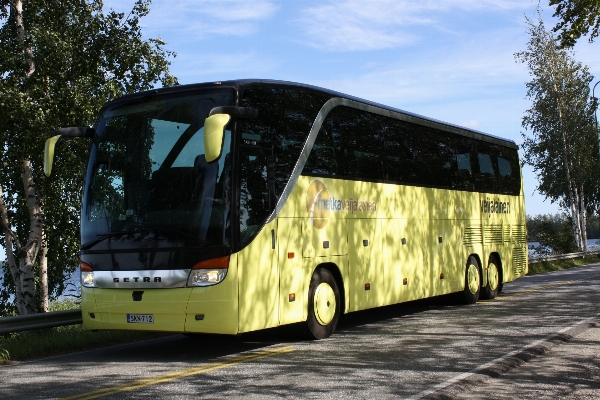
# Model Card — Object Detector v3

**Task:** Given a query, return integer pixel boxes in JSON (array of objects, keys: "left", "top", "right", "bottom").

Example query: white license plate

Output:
[{"left": 127, "top": 314, "right": 154, "bottom": 324}]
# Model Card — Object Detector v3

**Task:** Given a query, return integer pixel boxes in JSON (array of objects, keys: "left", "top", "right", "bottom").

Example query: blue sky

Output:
[{"left": 2, "top": 1, "right": 600, "bottom": 261}]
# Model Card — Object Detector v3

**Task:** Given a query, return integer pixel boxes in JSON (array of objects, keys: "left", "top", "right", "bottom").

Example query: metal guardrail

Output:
[
  {"left": 0, "top": 309, "right": 82, "bottom": 334},
  {"left": 529, "top": 250, "right": 600, "bottom": 264}
]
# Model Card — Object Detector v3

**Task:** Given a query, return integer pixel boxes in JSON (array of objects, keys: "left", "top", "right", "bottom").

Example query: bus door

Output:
[{"left": 237, "top": 145, "right": 280, "bottom": 332}]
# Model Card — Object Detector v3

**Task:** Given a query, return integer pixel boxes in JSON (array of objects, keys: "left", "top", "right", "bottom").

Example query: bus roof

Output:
[{"left": 103, "top": 79, "right": 518, "bottom": 150}]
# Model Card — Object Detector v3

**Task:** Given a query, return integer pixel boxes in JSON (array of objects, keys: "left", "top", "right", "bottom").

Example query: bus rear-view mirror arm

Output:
[
  {"left": 44, "top": 127, "right": 95, "bottom": 177},
  {"left": 208, "top": 106, "right": 258, "bottom": 119}
]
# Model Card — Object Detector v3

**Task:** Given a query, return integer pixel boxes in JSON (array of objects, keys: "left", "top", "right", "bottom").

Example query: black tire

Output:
[
  {"left": 461, "top": 256, "right": 481, "bottom": 304},
  {"left": 306, "top": 267, "right": 341, "bottom": 340},
  {"left": 481, "top": 255, "right": 500, "bottom": 300}
]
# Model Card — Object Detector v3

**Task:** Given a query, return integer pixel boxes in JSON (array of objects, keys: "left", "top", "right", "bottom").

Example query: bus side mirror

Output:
[
  {"left": 44, "top": 127, "right": 95, "bottom": 176},
  {"left": 204, "top": 114, "right": 231, "bottom": 163}
]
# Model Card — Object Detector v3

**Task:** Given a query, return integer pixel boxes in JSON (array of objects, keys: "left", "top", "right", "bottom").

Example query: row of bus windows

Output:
[
  {"left": 239, "top": 86, "right": 521, "bottom": 198},
  {"left": 303, "top": 106, "right": 521, "bottom": 195}
]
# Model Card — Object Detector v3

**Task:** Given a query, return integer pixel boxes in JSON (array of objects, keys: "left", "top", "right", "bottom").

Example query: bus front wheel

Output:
[
  {"left": 306, "top": 267, "right": 341, "bottom": 339},
  {"left": 461, "top": 256, "right": 481, "bottom": 304}
]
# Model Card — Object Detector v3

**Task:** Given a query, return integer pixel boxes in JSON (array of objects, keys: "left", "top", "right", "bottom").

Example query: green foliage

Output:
[
  {"left": 527, "top": 213, "right": 578, "bottom": 254},
  {"left": 0, "top": 0, "right": 177, "bottom": 315},
  {"left": 550, "top": 0, "right": 600, "bottom": 47},
  {"left": 586, "top": 214, "right": 600, "bottom": 237},
  {"left": 516, "top": 12, "right": 598, "bottom": 250},
  {"left": 528, "top": 255, "right": 598, "bottom": 275},
  {"left": 0, "top": 323, "right": 164, "bottom": 362}
]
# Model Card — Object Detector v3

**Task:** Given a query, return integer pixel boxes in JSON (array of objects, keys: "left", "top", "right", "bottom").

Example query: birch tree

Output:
[
  {"left": 516, "top": 14, "right": 598, "bottom": 251},
  {"left": 0, "top": 0, "right": 177, "bottom": 315}
]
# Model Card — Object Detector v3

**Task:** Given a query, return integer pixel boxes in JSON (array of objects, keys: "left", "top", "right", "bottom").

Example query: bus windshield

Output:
[{"left": 81, "top": 89, "right": 235, "bottom": 250}]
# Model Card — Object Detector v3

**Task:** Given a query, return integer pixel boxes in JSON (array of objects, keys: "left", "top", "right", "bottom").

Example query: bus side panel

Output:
[
  {"left": 427, "top": 219, "right": 458, "bottom": 297},
  {"left": 85, "top": 288, "right": 192, "bottom": 331},
  {"left": 382, "top": 218, "right": 417, "bottom": 305},
  {"left": 444, "top": 221, "right": 468, "bottom": 294},
  {"left": 238, "top": 219, "right": 279, "bottom": 333},
  {"left": 348, "top": 218, "right": 383, "bottom": 311},
  {"left": 184, "top": 253, "right": 239, "bottom": 334},
  {"left": 81, "top": 286, "right": 103, "bottom": 330},
  {"left": 277, "top": 217, "right": 306, "bottom": 326}
]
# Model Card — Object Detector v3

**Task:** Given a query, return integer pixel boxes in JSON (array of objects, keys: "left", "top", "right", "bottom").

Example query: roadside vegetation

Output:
[
  {"left": 0, "top": 299, "right": 165, "bottom": 364},
  {"left": 528, "top": 254, "right": 600, "bottom": 275}
]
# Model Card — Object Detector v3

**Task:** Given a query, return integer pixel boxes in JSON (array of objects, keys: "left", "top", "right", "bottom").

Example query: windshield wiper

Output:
[{"left": 81, "top": 230, "right": 147, "bottom": 251}]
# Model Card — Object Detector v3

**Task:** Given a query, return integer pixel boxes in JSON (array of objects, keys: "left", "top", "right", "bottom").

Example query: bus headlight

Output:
[
  {"left": 80, "top": 262, "right": 95, "bottom": 288},
  {"left": 187, "top": 268, "right": 228, "bottom": 286},
  {"left": 187, "top": 256, "right": 230, "bottom": 287}
]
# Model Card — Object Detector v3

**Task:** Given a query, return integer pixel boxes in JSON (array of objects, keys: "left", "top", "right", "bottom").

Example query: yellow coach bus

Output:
[{"left": 45, "top": 80, "right": 527, "bottom": 339}]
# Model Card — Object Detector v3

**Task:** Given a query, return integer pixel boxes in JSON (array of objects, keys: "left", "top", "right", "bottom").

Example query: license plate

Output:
[{"left": 127, "top": 314, "right": 154, "bottom": 324}]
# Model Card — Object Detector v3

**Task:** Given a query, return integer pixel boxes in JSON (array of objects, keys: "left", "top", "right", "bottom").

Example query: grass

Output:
[
  {"left": 0, "top": 299, "right": 165, "bottom": 364},
  {"left": 527, "top": 254, "right": 600, "bottom": 275}
]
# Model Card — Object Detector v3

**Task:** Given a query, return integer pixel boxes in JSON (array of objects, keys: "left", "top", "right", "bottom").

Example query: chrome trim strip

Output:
[{"left": 93, "top": 270, "right": 191, "bottom": 289}]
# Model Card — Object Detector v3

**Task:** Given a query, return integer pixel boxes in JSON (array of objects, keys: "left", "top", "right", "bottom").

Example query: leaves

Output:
[
  {"left": 550, "top": 0, "right": 600, "bottom": 47},
  {"left": 516, "top": 12, "right": 598, "bottom": 250},
  {"left": 0, "top": 0, "right": 177, "bottom": 314}
]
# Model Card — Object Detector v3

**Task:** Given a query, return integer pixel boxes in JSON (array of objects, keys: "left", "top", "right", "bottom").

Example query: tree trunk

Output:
[
  {"left": 15, "top": 0, "right": 35, "bottom": 80},
  {"left": 580, "top": 185, "right": 588, "bottom": 251},
  {"left": 0, "top": 185, "right": 26, "bottom": 315},
  {"left": 17, "top": 159, "right": 44, "bottom": 314},
  {"left": 39, "top": 229, "right": 48, "bottom": 312}
]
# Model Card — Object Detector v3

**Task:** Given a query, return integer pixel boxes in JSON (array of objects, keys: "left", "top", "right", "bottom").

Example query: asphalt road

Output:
[{"left": 1, "top": 264, "right": 599, "bottom": 399}]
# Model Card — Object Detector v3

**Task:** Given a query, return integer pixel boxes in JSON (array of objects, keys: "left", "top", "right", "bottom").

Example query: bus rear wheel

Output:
[
  {"left": 306, "top": 267, "right": 340, "bottom": 340},
  {"left": 461, "top": 256, "right": 481, "bottom": 304},
  {"left": 481, "top": 255, "right": 500, "bottom": 300}
]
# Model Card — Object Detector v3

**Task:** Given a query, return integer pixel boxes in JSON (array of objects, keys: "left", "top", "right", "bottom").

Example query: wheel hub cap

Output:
[
  {"left": 467, "top": 263, "right": 479, "bottom": 294},
  {"left": 488, "top": 262, "right": 499, "bottom": 291},
  {"left": 314, "top": 282, "right": 336, "bottom": 326}
]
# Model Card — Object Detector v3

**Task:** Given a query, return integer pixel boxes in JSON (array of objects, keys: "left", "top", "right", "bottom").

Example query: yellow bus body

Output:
[{"left": 82, "top": 174, "right": 526, "bottom": 334}]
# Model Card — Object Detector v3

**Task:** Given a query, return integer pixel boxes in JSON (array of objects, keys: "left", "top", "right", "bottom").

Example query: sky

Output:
[{"left": 2, "top": 0, "right": 600, "bottom": 260}]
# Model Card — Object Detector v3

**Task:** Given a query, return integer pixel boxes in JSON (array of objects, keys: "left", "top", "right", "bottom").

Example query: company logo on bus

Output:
[
  {"left": 306, "top": 180, "right": 331, "bottom": 229},
  {"left": 306, "top": 180, "right": 377, "bottom": 229},
  {"left": 481, "top": 197, "right": 511, "bottom": 217}
]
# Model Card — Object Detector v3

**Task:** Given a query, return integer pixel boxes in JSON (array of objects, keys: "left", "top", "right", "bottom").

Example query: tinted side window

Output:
[
  {"left": 304, "top": 119, "right": 342, "bottom": 176},
  {"left": 495, "top": 147, "right": 521, "bottom": 195},
  {"left": 302, "top": 102, "right": 521, "bottom": 195},
  {"left": 341, "top": 108, "right": 385, "bottom": 180},
  {"left": 239, "top": 87, "right": 330, "bottom": 196},
  {"left": 384, "top": 119, "right": 418, "bottom": 184},
  {"left": 305, "top": 106, "right": 386, "bottom": 180}
]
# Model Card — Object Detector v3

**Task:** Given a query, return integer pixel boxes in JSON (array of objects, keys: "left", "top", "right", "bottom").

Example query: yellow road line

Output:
[
  {"left": 483, "top": 272, "right": 600, "bottom": 302},
  {"left": 61, "top": 345, "right": 295, "bottom": 400}
]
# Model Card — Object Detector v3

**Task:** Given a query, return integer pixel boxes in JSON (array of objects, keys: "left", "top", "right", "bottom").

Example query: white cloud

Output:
[
  {"left": 103, "top": 0, "right": 278, "bottom": 38},
  {"left": 298, "top": 0, "right": 532, "bottom": 51}
]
